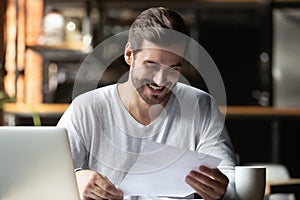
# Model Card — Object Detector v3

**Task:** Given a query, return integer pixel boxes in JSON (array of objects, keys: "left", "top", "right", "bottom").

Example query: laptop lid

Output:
[{"left": 0, "top": 126, "right": 80, "bottom": 200}]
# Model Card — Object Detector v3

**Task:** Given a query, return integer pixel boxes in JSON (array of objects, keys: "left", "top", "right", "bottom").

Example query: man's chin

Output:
[{"left": 141, "top": 92, "right": 170, "bottom": 105}]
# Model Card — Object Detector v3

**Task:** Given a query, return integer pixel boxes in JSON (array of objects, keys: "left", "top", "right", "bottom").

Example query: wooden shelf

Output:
[
  {"left": 274, "top": 0, "right": 300, "bottom": 3},
  {"left": 27, "top": 41, "right": 86, "bottom": 52},
  {"left": 4, "top": 103, "right": 300, "bottom": 119},
  {"left": 220, "top": 106, "right": 300, "bottom": 119},
  {"left": 268, "top": 178, "right": 300, "bottom": 186},
  {"left": 3, "top": 103, "right": 69, "bottom": 117},
  {"left": 27, "top": 43, "right": 88, "bottom": 62},
  {"left": 102, "top": 0, "right": 268, "bottom": 6}
]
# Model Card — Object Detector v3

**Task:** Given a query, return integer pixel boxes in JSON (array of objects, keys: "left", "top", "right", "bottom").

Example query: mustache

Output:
[{"left": 139, "top": 79, "right": 173, "bottom": 89}]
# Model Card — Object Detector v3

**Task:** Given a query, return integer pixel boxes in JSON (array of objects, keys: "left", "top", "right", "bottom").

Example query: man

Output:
[{"left": 57, "top": 7, "right": 238, "bottom": 200}]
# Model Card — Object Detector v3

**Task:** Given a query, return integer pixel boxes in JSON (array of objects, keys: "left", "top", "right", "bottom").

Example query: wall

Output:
[
  {"left": 273, "top": 8, "right": 300, "bottom": 107},
  {"left": 272, "top": 8, "right": 300, "bottom": 178}
]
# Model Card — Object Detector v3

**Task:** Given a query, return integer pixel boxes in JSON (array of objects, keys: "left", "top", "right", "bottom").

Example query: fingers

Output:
[
  {"left": 199, "top": 166, "right": 229, "bottom": 185},
  {"left": 94, "top": 175, "right": 123, "bottom": 199},
  {"left": 185, "top": 175, "right": 216, "bottom": 200},
  {"left": 185, "top": 166, "right": 229, "bottom": 200},
  {"left": 76, "top": 170, "right": 123, "bottom": 200}
]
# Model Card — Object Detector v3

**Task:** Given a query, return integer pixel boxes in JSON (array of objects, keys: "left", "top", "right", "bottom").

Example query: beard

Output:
[{"left": 131, "top": 76, "right": 173, "bottom": 105}]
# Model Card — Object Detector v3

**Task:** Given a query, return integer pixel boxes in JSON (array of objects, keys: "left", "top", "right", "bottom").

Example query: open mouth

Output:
[
  {"left": 148, "top": 83, "right": 164, "bottom": 91},
  {"left": 145, "top": 83, "right": 169, "bottom": 98}
]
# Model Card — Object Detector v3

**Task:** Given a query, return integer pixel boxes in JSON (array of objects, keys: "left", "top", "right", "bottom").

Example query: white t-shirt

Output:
[{"left": 57, "top": 82, "right": 238, "bottom": 199}]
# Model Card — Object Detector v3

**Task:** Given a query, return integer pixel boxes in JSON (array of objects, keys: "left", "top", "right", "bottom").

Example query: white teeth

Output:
[{"left": 149, "top": 84, "right": 163, "bottom": 90}]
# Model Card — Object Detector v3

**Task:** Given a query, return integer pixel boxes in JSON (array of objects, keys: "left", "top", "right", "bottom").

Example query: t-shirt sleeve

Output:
[
  {"left": 196, "top": 96, "right": 238, "bottom": 200},
  {"left": 57, "top": 102, "right": 88, "bottom": 169}
]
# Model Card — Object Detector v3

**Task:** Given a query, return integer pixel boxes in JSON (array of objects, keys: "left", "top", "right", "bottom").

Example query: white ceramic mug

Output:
[{"left": 235, "top": 166, "right": 266, "bottom": 200}]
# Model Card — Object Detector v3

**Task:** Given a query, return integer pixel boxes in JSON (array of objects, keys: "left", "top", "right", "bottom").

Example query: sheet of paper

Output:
[{"left": 118, "top": 141, "right": 221, "bottom": 197}]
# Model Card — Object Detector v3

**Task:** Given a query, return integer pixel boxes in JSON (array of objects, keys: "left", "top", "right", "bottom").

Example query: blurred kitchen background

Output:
[{"left": 1, "top": 0, "right": 300, "bottom": 179}]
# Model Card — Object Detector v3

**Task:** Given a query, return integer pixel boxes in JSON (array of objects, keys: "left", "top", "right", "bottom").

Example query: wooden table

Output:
[{"left": 266, "top": 178, "right": 300, "bottom": 199}]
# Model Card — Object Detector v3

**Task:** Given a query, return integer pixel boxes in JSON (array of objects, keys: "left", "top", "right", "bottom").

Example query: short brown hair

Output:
[{"left": 128, "top": 7, "right": 190, "bottom": 52}]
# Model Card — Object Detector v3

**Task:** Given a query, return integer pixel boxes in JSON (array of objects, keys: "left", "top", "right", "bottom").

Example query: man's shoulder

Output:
[
  {"left": 72, "top": 84, "right": 117, "bottom": 105},
  {"left": 75, "top": 84, "right": 116, "bottom": 98},
  {"left": 174, "top": 83, "right": 214, "bottom": 109}
]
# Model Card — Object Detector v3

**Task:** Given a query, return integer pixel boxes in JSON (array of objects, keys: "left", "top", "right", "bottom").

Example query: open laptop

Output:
[{"left": 0, "top": 126, "right": 80, "bottom": 200}]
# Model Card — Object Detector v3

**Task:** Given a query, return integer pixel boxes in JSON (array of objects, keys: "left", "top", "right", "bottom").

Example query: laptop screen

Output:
[{"left": 0, "top": 126, "right": 80, "bottom": 200}]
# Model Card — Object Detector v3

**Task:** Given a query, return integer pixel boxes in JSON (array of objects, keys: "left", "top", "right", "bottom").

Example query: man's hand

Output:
[
  {"left": 75, "top": 169, "right": 123, "bottom": 200},
  {"left": 185, "top": 165, "right": 229, "bottom": 200}
]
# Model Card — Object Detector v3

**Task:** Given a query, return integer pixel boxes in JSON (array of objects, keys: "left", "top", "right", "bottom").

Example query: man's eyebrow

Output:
[
  {"left": 170, "top": 62, "right": 182, "bottom": 67},
  {"left": 144, "top": 60, "right": 157, "bottom": 64},
  {"left": 144, "top": 60, "right": 182, "bottom": 68}
]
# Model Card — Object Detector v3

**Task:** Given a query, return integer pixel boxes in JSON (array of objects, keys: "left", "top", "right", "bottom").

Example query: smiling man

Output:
[
  {"left": 57, "top": 7, "right": 238, "bottom": 200},
  {"left": 118, "top": 40, "right": 183, "bottom": 125}
]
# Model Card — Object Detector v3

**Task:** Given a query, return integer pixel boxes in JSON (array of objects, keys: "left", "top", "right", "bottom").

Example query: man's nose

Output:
[{"left": 153, "top": 69, "right": 167, "bottom": 86}]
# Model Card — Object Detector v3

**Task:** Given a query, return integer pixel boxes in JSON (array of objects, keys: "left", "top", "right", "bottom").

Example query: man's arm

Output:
[
  {"left": 56, "top": 102, "right": 123, "bottom": 199},
  {"left": 192, "top": 97, "right": 238, "bottom": 199},
  {"left": 57, "top": 103, "right": 88, "bottom": 169}
]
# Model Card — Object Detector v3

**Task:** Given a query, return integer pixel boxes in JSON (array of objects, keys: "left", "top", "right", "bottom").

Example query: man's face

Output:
[{"left": 130, "top": 43, "right": 183, "bottom": 105}]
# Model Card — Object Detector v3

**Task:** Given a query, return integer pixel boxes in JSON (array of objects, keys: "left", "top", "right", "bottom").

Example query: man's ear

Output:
[{"left": 124, "top": 42, "right": 133, "bottom": 65}]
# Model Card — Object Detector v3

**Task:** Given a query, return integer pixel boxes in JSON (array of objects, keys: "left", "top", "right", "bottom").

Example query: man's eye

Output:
[
  {"left": 172, "top": 66, "right": 181, "bottom": 71},
  {"left": 166, "top": 68, "right": 180, "bottom": 76}
]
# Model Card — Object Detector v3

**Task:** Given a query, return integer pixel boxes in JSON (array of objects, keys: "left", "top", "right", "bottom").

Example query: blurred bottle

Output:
[{"left": 39, "top": 9, "right": 64, "bottom": 45}]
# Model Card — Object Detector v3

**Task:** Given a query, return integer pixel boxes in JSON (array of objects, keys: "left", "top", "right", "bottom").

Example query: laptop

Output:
[{"left": 0, "top": 126, "right": 80, "bottom": 200}]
